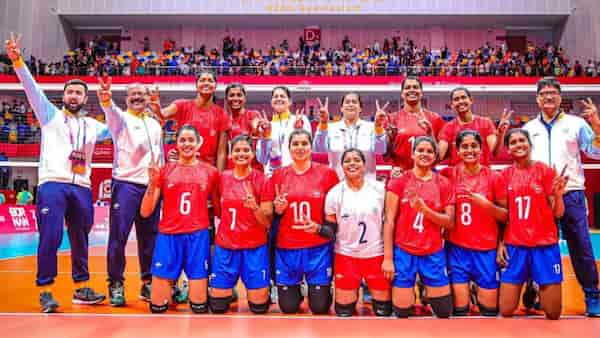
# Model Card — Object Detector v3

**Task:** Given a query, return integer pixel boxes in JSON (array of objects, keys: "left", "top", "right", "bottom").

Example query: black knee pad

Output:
[
  {"left": 149, "top": 302, "right": 168, "bottom": 313},
  {"left": 248, "top": 301, "right": 270, "bottom": 314},
  {"left": 477, "top": 302, "right": 498, "bottom": 317},
  {"left": 277, "top": 285, "right": 302, "bottom": 314},
  {"left": 209, "top": 296, "right": 232, "bottom": 314},
  {"left": 429, "top": 294, "right": 453, "bottom": 318},
  {"left": 308, "top": 284, "right": 332, "bottom": 315},
  {"left": 190, "top": 301, "right": 209, "bottom": 314},
  {"left": 334, "top": 302, "right": 356, "bottom": 317},
  {"left": 393, "top": 305, "right": 412, "bottom": 318},
  {"left": 453, "top": 305, "right": 470, "bottom": 316},
  {"left": 372, "top": 300, "right": 392, "bottom": 317}
]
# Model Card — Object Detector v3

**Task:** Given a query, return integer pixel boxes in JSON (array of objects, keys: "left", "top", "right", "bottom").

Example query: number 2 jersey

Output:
[
  {"left": 325, "top": 178, "right": 385, "bottom": 258},
  {"left": 265, "top": 163, "right": 339, "bottom": 249},
  {"left": 216, "top": 169, "right": 271, "bottom": 249},
  {"left": 386, "top": 171, "right": 454, "bottom": 256},
  {"left": 500, "top": 161, "right": 558, "bottom": 247},
  {"left": 442, "top": 164, "right": 503, "bottom": 251},
  {"left": 158, "top": 161, "right": 219, "bottom": 234}
]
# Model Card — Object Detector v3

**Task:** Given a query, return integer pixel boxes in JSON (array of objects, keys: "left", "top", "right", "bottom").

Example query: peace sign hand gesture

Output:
[
  {"left": 374, "top": 99, "right": 390, "bottom": 130},
  {"left": 552, "top": 164, "right": 569, "bottom": 198},
  {"left": 4, "top": 32, "right": 22, "bottom": 62},
  {"left": 97, "top": 75, "right": 112, "bottom": 103},
  {"left": 497, "top": 109, "right": 513, "bottom": 134},
  {"left": 273, "top": 184, "right": 289, "bottom": 214},
  {"left": 317, "top": 97, "right": 329, "bottom": 124},
  {"left": 242, "top": 181, "right": 260, "bottom": 211},
  {"left": 257, "top": 110, "right": 272, "bottom": 138},
  {"left": 147, "top": 85, "right": 161, "bottom": 115},
  {"left": 580, "top": 98, "right": 600, "bottom": 133},
  {"left": 293, "top": 108, "right": 305, "bottom": 129}
]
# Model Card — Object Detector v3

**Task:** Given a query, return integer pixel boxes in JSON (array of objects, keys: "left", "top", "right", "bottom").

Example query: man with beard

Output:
[
  {"left": 98, "top": 77, "right": 163, "bottom": 307},
  {"left": 5, "top": 33, "right": 109, "bottom": 313}
]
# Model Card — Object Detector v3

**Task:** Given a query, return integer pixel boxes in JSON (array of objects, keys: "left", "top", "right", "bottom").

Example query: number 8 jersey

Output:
[
  {"left": 325, "top": 178, "right": 385, "bottom": 258},
  {"left": 158, "top": 162, "right": 220, "bottom": 234},
  {"left": 386, "top": 171, "right": 454, "bottom": 255},
  {"left": 500, "top": 161, "right": 558, "bottom": 247}
]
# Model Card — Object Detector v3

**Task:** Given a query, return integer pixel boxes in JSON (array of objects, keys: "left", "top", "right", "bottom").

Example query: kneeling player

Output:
[{"left": 140, "top": 125, "right": 220, "bottom": 314}]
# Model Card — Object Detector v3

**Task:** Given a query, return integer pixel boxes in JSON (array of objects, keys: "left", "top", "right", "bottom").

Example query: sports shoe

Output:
[
  {"left": 172, "top": 280, "right": 189, "bottom": 304},
  {"left": 139, "top": 282, "right": 151, "bottom": 302},
  {"left": 522, "top": 280, "right": 540, "bottom": 311},
  {"left": 73, "top": 287, "right": 106, "bottom": 305},
  {"left": 585, "top": 291, "right": 600, "bottom": 317},
  {"left": 109, "top": 281, "right": 126, "bottom": 307},
  {"left": 362, "top": 283, "right": 373, "bottom": 304},
  {"left": 270, "top": 283, "right": 278, "bottom": 304},
  {"left": 417, "top": 280, "right": 428, "bottom": 306},
  {"left": 40, "top": 291, "right": 59, "bottom": 313}
]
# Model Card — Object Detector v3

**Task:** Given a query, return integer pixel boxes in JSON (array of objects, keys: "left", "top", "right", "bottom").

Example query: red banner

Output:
[
  {"left": 0, "top": 143, "right": 113, "bottom": 160},
  {"left": 0, "top": 205, "right": 37, "bottom": 233},
  {"left": 91, "top": 167, "right": 113, "bottom": 202}
]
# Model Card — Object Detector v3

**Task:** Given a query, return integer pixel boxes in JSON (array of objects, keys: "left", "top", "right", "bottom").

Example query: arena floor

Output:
[{"left": 0, "top": 231, "right": 599, "bottom": 338}]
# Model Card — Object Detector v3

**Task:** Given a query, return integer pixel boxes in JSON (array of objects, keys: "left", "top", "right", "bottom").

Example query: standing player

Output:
[
  {"left": 97, "top": 77, "right": 163, "bottom": 306},
  {"left": 437, "top": 87, "right": 512, "bottom": 164},
  {"left": 387, "top": 76, "right": 445, "bottom": 175},
  {"left": 325, "top": 148, "right": 392, "bottom": 317},
  {"left": 210, "top": 135, "right": 273, "bottom": 314},
  {"left": 383, "top": 136, "right": 454, "bottom": 318},
  {"left": 140, "top": 125, "right": 220, "bottom": 314},
  {"left": 497, "top": 128, "right": 567, "bottom": 320},
  {"left": 5, "top": 33, "right": 109, "bottom": 312},
  {"left": 442, "top": 130, "right": 507, "bottom": 316},
  {"left": 265, "top": 129, "right": 339, "bottom": 314},
  {"left": 313, "top": 93, "right": 388, "bottom": 180}
]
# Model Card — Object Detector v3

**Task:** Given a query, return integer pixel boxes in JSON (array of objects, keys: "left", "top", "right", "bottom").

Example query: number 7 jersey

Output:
[{"left": 386, "top": 171, "right": 454, "bottom": 256}]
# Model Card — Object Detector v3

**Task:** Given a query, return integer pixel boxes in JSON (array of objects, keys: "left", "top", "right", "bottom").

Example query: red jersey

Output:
[
  {"left": 389, "top": 109, "right": 445, "bottom": 170},
  {"left": 226, "top": 109, "right": 264, "bottom": 171},
  {"left": 443, "top": 165, "right": 502, "bottom": 251},
  {"left": 158, "top": 161, "right": 220, "bottom": 234},
  {"left": 265, "top": 163, "right": 339, "bottom": 249},
  {"left": 386, "top": 171, "right": 454, "bottom": 255},
  {"left": 216, "top": 170, "right": 271, "bottom": 249},
  {"left": 173, "top": 100, "right": 232, "bottom": 165},
  {"left": 500, "top": 161, "right": 558, "bottom": 247},
  {"left": 438, "top": 115, "right": 497, "bottom": 165}
]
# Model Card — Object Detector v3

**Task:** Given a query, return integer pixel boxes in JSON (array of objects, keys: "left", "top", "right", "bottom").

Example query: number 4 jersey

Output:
[
  {"left": 265, "top": 163, "right": 339, "bottom": 249},
  {"left": 158, "top": 161, "right": 220, "bottom": 234},
  {"left": 386, "top": 171, "right": 454, "bottom": 256},
  {"left": 325, "top": 178, "right": 385, "bottom": 258}
]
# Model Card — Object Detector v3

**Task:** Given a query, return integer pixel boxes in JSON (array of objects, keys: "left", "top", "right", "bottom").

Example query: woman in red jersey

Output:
[
  {"left": 383, "top": 136, "right": 454, "bottom": 318},
  {"left": 209, "top": 134, "right": 273, "bottom": 314},
  {"left": 266, "top": 129, "right": 339, "bottom": 314},
  {"left": 497, "top": 128, "right": 567, "bottom": 320},
  {"left": 387, "top": 76, "right": 445, "bottom": 175},
  {"left": 140, "top": 125, "right": 220, "bottom": 314},
  {"left": 442, "top": 130, "right": 508, "bottom": 316}
]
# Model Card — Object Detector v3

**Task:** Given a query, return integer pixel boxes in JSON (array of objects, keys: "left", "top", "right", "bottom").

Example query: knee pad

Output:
[
  {"left": 428, "top": 294, "right": 453, "bottom": 319},
  {"left": 209, "top": 296, "right": 232, "bottom": 314},
  {"left": 308, "top": 284, "right": 332, "bottom": 315},
  {"left": 149, "top": 302, "right": 168, "bottom": 313},
  {"left": 372, "top": 300, "right": 392, "bottom": 317},
  {"left": 190, "top": 301, "right": 209, "bottom": 314},
  {"left": 393, "top": 305, "right": 412, "bottom": 318},
  {"left": 334, "top": 302, "right": 356, "bottom": 317},
  {"left": 477, "top": 302, "right": 498, "bottom": 317},
  {"left": 277, "top": 285, "right": 302, "bottom": 314},
  {"left": 248, "top": 301, "right": 270, "bottom": 314},
  {"left": 453, "top": 305, "right": 470, "bottom": 316}
]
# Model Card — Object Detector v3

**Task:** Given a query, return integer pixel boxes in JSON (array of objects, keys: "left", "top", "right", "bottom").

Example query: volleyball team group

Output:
[{"left": 5, "top": 33, "right": 600, "bottom": 319}]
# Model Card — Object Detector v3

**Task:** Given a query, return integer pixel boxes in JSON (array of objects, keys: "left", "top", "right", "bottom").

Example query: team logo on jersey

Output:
[
  {"left": 167, "top": 183, "right": 175, "bottom": 189},
  {"left": 312, "top": 191, "right": 321, "bottom": 198},
  {"left": 532, "top": 184, "right": 543, "bottom": 194}
]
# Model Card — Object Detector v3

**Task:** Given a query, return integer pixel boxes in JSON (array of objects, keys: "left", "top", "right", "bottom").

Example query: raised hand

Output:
[
  {"left": 97, "top": 75, "right": 112, "bottom": 103},
  {"left": 147, "top": 85, "right": 161, "bottom": 115},
  {"left": 257, "top": 110, "right": 272, "bottom": 138},
  {"left": 167, "top": 148, "right": 179, "bottom": 162},
  {"left": 273, "top": 184, "right": 289, "bottom": 214},
  {"left": 552, "top": 164, "right": 569, "bottom": 197},
  {"left": 417, "top": 117, "right": 433, "bottom": 136},
  {"left": 406, "top": 186, "right": 425, "bottom": 211},
  {"left": 4, "top": 32, "right": 22, "bottom": 62},
  {"left": 317, "top": 97, "right": 329, "bottom": 124},
  {"left": 148, "top": 155, "right": 161, "bottom": 186},
  {"left": 580, "top": 97, "right": 600, "bottom": 132},
  {"left": 293, "top": 107, "right": 305, "bottom": 129},
  {"left": 497, "top": 109, "right": 513, "bottom": 134},
  {"left": 242, "top": 181, "right": 260, "bottom": 211},
  {"left": 374, "top": 99, "right": 390, "bottom": 129}
]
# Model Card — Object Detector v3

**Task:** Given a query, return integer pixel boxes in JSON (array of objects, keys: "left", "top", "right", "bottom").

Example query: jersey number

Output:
[
  {"left": 358, "top": 221, "right": 368, "bottom": 244},
  {"left": 460, "top": 202, "right": 472, "bottom": 226},
  {"left": 180, "top": 192, "right": 192, "bottom": 215},
  {"left": 515, "top": 196, "right": 531, "bottom": 220},
  {"left": 290, "top": 201, "right": 311, "bottom": 223},
  {"left": 228, "top": 208, "right": 237, "bottom": 230},
  {"left": 412, "top": 212, "right": 425, "bottom": 233}
]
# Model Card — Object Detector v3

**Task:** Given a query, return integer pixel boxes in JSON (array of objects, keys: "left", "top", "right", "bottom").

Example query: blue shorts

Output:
[
  {"left": 393, "top": 245, "right": 449, "bottom": 288},
  {"left": 151, "top": 230, "right": 210, "bottom": 280},
  {"left": 500, "top": 244, "right": 563, "bottom": 286},
  {"left": 275, "top": 243, "right": 333, "bottom": 286},
  {"left": 446, "top": 242, "right": 499, "bottom": 289},
  {"left": 210, "top": 244, "right": 270, "bottom": 290}
]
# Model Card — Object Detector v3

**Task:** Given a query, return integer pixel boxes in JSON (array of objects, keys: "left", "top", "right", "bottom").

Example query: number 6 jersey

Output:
[
  {"left": 386, "top": 171, "right": 454, "bottom": 256},
  {"left": 158, "top": 161, "right": 220, "bottom": 234},
  {"left": 325, "top": 178, "right": 385, "bottom": 258}
]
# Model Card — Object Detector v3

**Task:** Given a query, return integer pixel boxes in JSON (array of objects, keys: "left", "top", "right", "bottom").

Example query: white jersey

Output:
[
  {"left": 15, "top": 63, "right": 110, "bottom": 188},
  {"left": 102, "top": 102, "right": 163, "bottom": 185},
  {"left": 262, "top": 113, "right": 312, "bottom": 176},
  {"left": 325, "top": 178, "right": 385, "bottom": 258}
]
